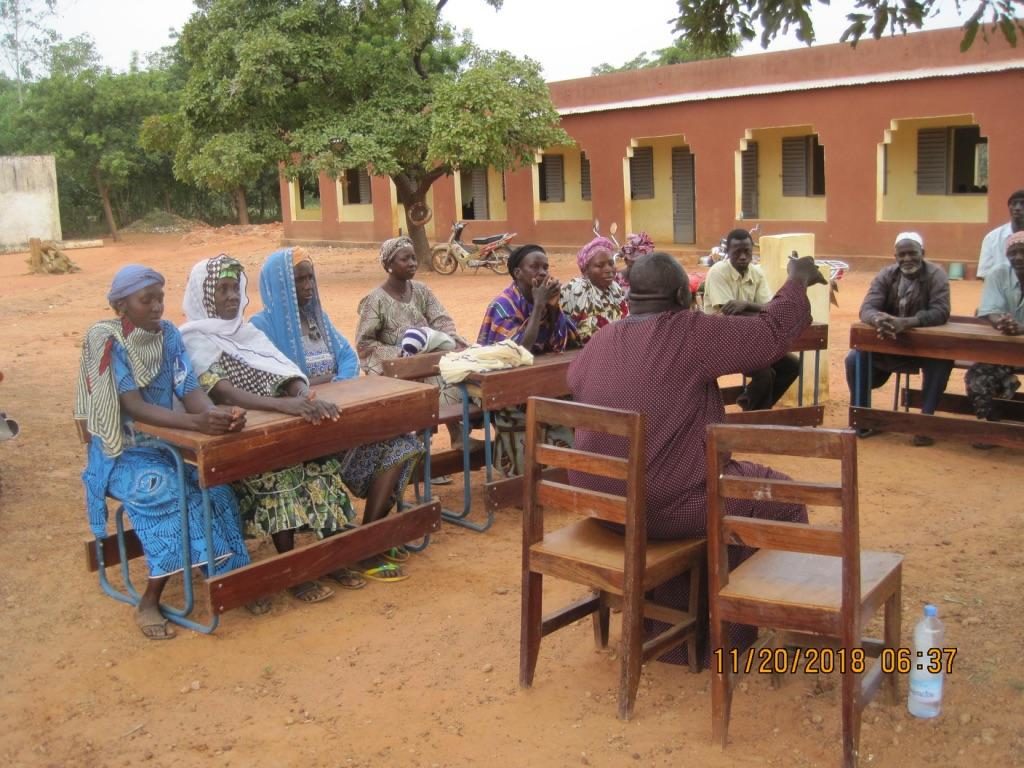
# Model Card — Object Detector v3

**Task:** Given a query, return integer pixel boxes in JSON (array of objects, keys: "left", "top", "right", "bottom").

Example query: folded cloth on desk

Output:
[
  {"left": 401, "top": 327, "right": 456, "bottom": 357},
  {"left": 438, "top": 340, "right": 534, "bottom": 384}
]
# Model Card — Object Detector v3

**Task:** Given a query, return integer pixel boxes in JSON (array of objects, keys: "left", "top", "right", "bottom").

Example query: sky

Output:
[{"left": 48, "top": 0, "right": 969, "bottom": 82}]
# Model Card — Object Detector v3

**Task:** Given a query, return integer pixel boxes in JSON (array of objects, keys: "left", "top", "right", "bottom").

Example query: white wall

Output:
[{"left": 0, "top": 156, "right": 62, "bottom": 250}]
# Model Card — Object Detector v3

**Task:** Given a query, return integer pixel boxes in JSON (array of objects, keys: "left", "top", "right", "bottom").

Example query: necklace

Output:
[{"left": 300, "top": 306, "right": 322, "bottom": 341}]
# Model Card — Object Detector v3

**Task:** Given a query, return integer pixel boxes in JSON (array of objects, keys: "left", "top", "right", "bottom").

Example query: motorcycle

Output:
[{"left": 431, "top": 221, "right": 516, "bottom": 275}]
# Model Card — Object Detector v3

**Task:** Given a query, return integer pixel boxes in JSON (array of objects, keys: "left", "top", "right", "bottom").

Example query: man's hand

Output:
[
  {"left": 787, "top": 256, "right": 828, "bottom": 288},
  {"left": 721, "top": 300, "right": 750, "bottom": 316},
  {"left": 874, "top": 315, "right": 912, "bottom": 341},
  {"left": 993, "top": 313, "right": 1020, "bottom": 336}
]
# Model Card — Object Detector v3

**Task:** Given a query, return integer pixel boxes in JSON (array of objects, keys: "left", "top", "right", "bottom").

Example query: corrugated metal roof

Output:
[{"left": 556, "top": 60, "right": 1024, "bottom": 116}]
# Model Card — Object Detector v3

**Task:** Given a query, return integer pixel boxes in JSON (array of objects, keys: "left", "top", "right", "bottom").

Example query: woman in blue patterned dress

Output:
[
  {"left": 76, "top": 265, "right": 260, "bottom": 640},
  {"left": 251, "top": 249, "right": 423, "bottom": 573}
]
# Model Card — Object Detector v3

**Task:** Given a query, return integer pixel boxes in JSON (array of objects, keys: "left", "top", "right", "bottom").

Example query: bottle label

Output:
[{"left": 909, "top": 672, "right": 943, "bottom": 703}]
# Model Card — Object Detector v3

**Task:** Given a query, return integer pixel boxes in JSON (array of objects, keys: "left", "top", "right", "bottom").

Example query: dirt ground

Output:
[{"left": 0, "top": 229, "right": 1021, "bottom": 768}]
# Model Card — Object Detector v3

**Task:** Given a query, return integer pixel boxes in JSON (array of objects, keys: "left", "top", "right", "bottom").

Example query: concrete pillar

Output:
[{"left": 759, "top": 233, "right": 831, "bottom": 405}]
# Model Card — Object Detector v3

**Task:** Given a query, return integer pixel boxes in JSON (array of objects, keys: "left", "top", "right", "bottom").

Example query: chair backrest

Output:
[
  {"left": 705, "top": 423, "right": 859, "bottom": 613},
  {"left": 380, "top": 351, "right": 446, "bottom": 382},
  {"left": 524, "top": 396, "right": 646, "bottom": 551}
]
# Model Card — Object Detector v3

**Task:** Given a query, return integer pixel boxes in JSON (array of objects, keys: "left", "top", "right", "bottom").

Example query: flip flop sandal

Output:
[
  {"left": 361, "top": 563, "right": 409, "bottom": 583},
  {"left": 327, "top": 568, "right": 367, "bottom": 590},
  {"left": 431, "top": 474, "right": 453, "bottom": 485},
  {"left": 289, "top": 580, "right": 335, "bottom": 603},
  {"left": 381, "top": 546, "right": 410, "bottom": 564},
  {"left": 246, "top": 597, "right": 273, "bottom": 615},
  {"left": 139, "top": 620, "right": 176, "bottom": 640}
]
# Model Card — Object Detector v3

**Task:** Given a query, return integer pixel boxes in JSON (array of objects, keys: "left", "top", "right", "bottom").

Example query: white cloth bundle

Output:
[{"left": 438, "top": 340, "right": 534, "bottom": 384}]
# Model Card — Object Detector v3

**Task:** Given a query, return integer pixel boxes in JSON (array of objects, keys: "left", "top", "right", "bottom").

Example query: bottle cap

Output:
[{"left": 924, "top": 604, "right": 937, "bottom": 617}]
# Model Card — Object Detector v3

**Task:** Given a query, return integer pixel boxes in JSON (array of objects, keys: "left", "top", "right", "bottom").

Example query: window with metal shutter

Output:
[
  {"left": 630, "top": 146, "right": 654, "bottom": 199},
  {"left": 580, "top": 152, "right": 591, "bottom": 201},
  {"left": 343, "top": 167, "right": 372, "bottom": 204},
  {"left": 671, "top": 147, "right": 695, "bottom": 244},
  {"left": 357, "top": 167, "right": 372, "bottom": 203},
  {"left": 471, "top": 167, "right": 490, "bottom": 219},
  {"left": 741, "top": 141, "right": 758, "bottom": 217},
  {"left": 782, "top": 136, "right": 808, "bottom": 197},
  {"left": 539, "top": 154, "right": 565, "bottom": 202},
  {"left": 916, "top": 128, "right": 949, "bottom": 195}
]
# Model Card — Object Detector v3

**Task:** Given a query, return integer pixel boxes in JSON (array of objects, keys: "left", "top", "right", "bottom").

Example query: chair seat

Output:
[
  {"left": 721, "top": 549, "right": 903, "bottom": 611},
  {"left": 530, "top": 518, "right": 704, "bottom": 592}
]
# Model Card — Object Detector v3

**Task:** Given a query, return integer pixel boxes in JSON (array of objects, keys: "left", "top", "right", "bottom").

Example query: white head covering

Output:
[
  {"left": 179, "top": 257, "right": 307, "bottom": 382},
  {"left": 894, "top": 232, "right": 924, "bottom": 248}
]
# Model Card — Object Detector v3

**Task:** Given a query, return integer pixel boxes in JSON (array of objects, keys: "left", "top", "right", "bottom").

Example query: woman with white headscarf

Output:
[{"left": 180, "top": 254, "right": 365, "bottom": 601}]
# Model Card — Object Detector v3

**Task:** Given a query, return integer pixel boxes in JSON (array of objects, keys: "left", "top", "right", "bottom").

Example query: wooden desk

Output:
[
  {"left": 138, "top": 376, "right": 439, "bottom": 487},
  {"left": 719, "top": 323, "right": 828, "bottom": 427},
  {"left": 88, "top": 376, "right": 442, "bottom": 626},
  {"left": 849, "top": 321, "right": 1024, "bottom": 447}
]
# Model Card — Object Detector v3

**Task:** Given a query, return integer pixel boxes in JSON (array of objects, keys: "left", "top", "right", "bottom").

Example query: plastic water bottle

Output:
[{"left": 907, "top": 604, "right": 945, "bottom": 718}]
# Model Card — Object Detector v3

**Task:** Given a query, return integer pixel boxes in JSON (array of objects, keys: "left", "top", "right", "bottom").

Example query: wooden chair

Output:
[
  {"left": 705, "top": 424, "right": 903, "bottom": 768},
  {"left": 520, "top": 396, "right": 705, "bottom": 720}
]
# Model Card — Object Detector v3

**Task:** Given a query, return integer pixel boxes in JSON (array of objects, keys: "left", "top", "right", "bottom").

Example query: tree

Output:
[
  {"left": 0, "top": 0, "right": 57, "bottom": 104},
  {"left": 170, "top": 0, "right": 570, "bottom": 260},
  {"left": 14, "top": 38, "right": 179, "bottom": 240},
  {"left": 674, "top": 0, "right": 1024, "bottom": 53},
  {"left": 591, "top": 33, "right": 741, "bottom": 75}
]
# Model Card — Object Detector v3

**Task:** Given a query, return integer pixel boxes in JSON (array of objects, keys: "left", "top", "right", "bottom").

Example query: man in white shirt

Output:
[
  {"left": 977, "top": 189, "right": 1024, "bottom": 279},
  {"left": 702, "top": 228, "right": 800, "bottom": 410}
]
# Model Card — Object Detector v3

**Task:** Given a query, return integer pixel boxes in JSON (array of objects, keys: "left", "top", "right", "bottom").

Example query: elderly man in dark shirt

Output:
[{"left": 845, "top": 232, "right": 953, "bottom": 446}]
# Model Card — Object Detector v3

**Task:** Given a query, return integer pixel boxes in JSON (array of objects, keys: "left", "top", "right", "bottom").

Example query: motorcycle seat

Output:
[{"left": 471, "top": 234, "right": 504, "bottom": 245}]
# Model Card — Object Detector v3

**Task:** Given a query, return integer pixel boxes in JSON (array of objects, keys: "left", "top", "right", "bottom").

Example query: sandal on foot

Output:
[
  {"left": 431, "top": 474, "right": 453, "bottom": 485},
  {"left": 380, "top": 545, "right": 410, "bottom": 564},
  {"left": 362, "top": 563, "right": 409, "bottom": 583},
  {"left": 327, "top": 568, "right": 367, "bottom": 590},
  {"left": 289, "top": 580, "right": 334, "bottom": 603},
  {"left": 246, "top": 597, "right": 273, "bottom": 615}
]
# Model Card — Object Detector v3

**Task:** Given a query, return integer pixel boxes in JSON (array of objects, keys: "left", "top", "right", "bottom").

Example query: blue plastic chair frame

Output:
[
  {"left": 91, "top": 436, "right": 223, "bottom": 634},
  {"left": 402, "top": 427, "right": 434, "bottom": 553}
]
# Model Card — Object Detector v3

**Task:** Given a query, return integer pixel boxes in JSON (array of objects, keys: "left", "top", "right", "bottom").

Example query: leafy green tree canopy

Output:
[
  {"left": 170, "top": 0, "right": 570, "bottom": 255},
  {"left": 591, "top": 34, "right": 741, "bottom": 76},
  {"left": 673, "top": 0, "right": 1023, "bottom": 53}
]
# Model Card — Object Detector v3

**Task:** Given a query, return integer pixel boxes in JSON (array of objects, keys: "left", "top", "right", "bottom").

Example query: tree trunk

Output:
[
  {"left": 235, "top": 187, "right": 250, "bottom": 225},
  {"left": 164, "top": 190, "right": 172, "bottom": 213},
  {"left": 95, "top": 171, "right": 120, "bottom": 242},
  {"left": 393, "top": 172, "right": 440, "bottom": 270}
]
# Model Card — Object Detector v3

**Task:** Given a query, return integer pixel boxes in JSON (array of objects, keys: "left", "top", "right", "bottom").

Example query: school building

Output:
[{"left": 279, "top": 27, "right": 1024, "bottom": 262}]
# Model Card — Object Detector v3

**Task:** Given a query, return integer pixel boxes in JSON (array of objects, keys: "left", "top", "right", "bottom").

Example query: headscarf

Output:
[
  {"left": 179, "top": 255, "right": 307, "bottom": 382},
  {"left": 894, "top": 232, "right": 924, "bottom": 248},
  {"left": 508, "top": 243, "right": 543, "bottom": 274},
  {"left": 621, "top": 232, "right": 654, "bottom": 262},
  {"left": 77, "top": 267, "right": 168, "bottom": 457},
  {"left": 106, "top": 264, "right": 164, "bottom": 303},
  {"left": 576, "top": 237, "right": 616, "bottom": 273},
  {"left": 249, "top": 248, "right": 360, "bottom": 381},
  {"left": 380, "top": 236, "right": 413, "bottom": 269},
  {"left": 1006, "top": 231, "right": 1024, "bottom": 250}
]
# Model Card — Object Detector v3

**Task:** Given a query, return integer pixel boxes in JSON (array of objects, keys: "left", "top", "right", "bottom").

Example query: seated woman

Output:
[
  {"left": 180, "top": 255, "right": 364, "bottom": 603},
  {"left": 477, "top": 244, "right": 574, "bottom": 476},
  {"left": 560, "top": 236, "right": 629, "bottom": 346},
  {"left": 615, "top": 232, "right": 654, "bottom": 291},
  {"left": 965, "top": 231, "right": 1024, "bottom": 428},
  {"left": 76, "top": 265, "right": 258, "bottom": 640},
  {"left": 251, "top": 248, "right": 423, "bottom": 575},
  {"left": 355, "top": 237, "right": 470, "bottom": 468}
]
